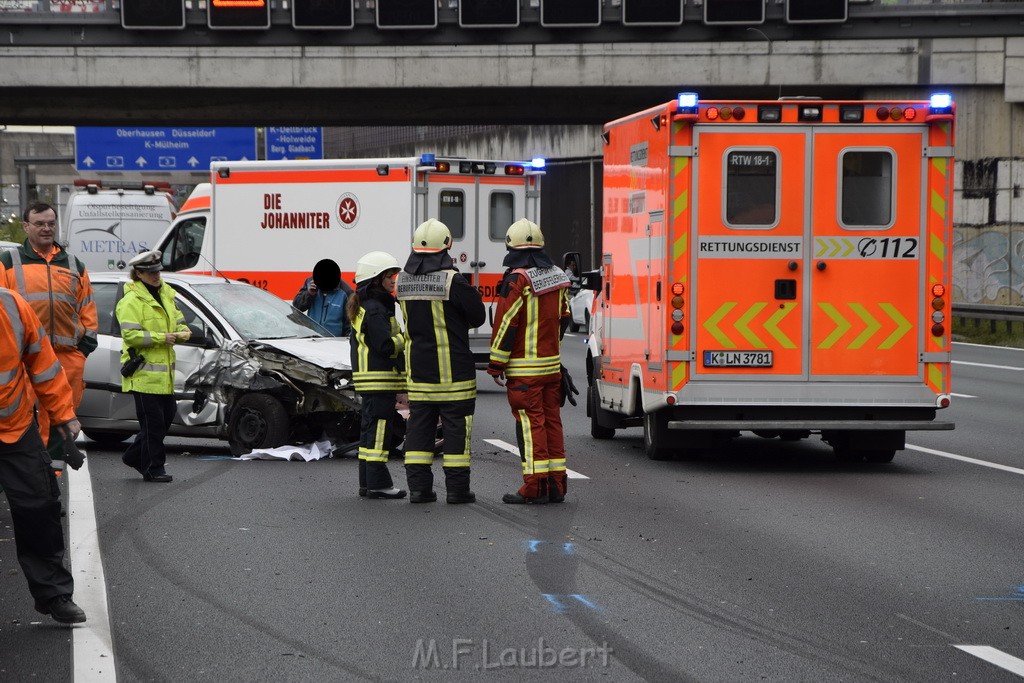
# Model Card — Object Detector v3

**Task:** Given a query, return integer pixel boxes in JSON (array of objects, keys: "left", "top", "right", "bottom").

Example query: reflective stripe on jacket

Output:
[
  {"left": 0, "top": 288, "right": 75, "bottom": 443},
  {"left": 398, "top": 270, "right": 485, "bottom": 403},
  {"left": 115, "top": 279, "right": 188, "bottom": 395},
  {"left": 0, "top": 242, "right": 98, "bottom": 356},
  {"left": 488, "top": 268, "right": 570, "bottom": 379},
  {"left": 350, "top": 286, "right": 405, "bottom": 394}
]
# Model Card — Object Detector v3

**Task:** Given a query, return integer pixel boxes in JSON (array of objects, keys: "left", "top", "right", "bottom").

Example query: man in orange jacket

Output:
[
  {"left": 0, "top": 286, "right": 87, "bottom": 624},
  {"left": 0, "top": 202, "right": 98, "bottom": 458},
  {"left": 488, "top": 219, "right": 573, "bottom": 504}
]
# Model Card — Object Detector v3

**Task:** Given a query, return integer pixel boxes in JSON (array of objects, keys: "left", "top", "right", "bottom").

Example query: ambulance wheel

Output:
[
  {"left": 83, "top": 429, "right": 131, "bottom": 449},
  {"left": 588, "top": 386, "right": 615, "bottom": 440},
  {"left": 643, "top": 412, "right": 672, "bottom": 461},
  {"left": 229, "top": 393, "right": 289, "bottom": 456},
  {"left": 864, "top": 449, "right": 896, "bottom": 464}
]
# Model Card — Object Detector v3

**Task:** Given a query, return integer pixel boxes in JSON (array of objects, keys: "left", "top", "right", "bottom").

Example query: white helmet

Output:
[
  {"left": 505, "top": 218, "right": 544, "bottom": 249},
  {"left": 354, "top": 251, "right": 400, "bottom": 284},
  {"left": 412, "top": 219, "right": 452, "bottom": 253}
]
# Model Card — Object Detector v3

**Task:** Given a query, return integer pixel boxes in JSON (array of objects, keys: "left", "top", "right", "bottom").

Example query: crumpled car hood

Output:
[{"left": 253, "top": 337, "right": 352, "bottom": 371}]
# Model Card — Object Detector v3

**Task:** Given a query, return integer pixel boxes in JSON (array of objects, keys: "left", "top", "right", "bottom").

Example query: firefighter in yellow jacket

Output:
[
  {"left": 488, "top": 219, "right": 573, "bottom": 504},
  {"left": 0, "top": 202, "right": 98, "bottom": 459},
  {"left": 0, "top": 286, "right": 87, "bottom": 624},
  {"left": 115, "top": 250, "right": 190, "bottom": 482}
]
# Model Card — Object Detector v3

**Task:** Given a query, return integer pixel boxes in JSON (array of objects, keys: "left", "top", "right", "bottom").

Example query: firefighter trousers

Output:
[
  {"left": 357, "top": 393, "right": 402, "bottom": 491},
  {"left": 35, "top": 348, "right": 86, "bottom": 456},
  {"left": 404, "top": 398, "right": 474, "bottom": 495},
  {"left": 0, "top": 426, "right": 74, "bottom": 603},
  {"left": 505, "top": 374, "right": 568, "bottom": 499}
]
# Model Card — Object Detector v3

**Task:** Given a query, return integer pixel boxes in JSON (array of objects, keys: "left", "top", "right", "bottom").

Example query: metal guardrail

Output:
[{"left": 953, "top": 303, "right": 1024, "bottom": 322}]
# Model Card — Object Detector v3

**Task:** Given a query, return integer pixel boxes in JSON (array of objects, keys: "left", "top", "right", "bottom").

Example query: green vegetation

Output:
[
  {"left": 953, "top": 317, "right": 1024, "bottom": 349},
  {"left": 0, "top": 217, "right": 25, "bottom": 243}
]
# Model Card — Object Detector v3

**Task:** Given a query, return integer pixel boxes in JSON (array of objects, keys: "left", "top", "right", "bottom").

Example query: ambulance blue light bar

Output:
[
  {"left": 420, "top": 153, "right": 436, "bottom": 164},
  {"left": 531, "top": 157, "right": 546, "bottom": 169},
  {"left": 677, "top": 92, "right": 699, "bottom": 114}
]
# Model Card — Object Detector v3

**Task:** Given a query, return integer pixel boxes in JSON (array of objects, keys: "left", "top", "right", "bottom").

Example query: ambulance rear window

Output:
[
  {"left": 725, "top": 150, "right": 778, "bottom": 227},
  {"left": 489, "top": 191, "right": 515, "bottom": 241},
  {"left": 840, "top": 151, "right": 894, "bottom": 228},
  {"left": 439, "top": 190, "right": 465, "bottom": 239}
]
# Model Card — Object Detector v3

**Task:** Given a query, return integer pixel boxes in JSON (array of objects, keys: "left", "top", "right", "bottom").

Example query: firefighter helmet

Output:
[
  {"left": 412, "top": 219, "right": 452, "bottom": 253},
  {"left": 354, "top": 251, "right": 400, "bottom": 284},
  {"left": 505, "top": 218, "right": 544, "bottom": 249}
]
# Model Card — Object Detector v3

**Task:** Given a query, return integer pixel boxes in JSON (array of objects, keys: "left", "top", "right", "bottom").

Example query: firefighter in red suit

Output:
[{"left": 488, "top": 219, "right": 572, "bottom": 504}]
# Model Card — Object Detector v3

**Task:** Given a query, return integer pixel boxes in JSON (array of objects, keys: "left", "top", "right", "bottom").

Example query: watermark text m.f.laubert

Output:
[{"left": 412, "top": 637, "right": 613, "bottom": 671}]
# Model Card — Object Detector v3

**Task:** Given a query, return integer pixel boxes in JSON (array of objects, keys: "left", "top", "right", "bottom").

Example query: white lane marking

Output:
[
  {"left": 906, "top": 444, "right": 1024, "bottom": 476},
  {"left": 68, "top": 458, "right": 117, "bottom": 682},
  {"left": 484, "top": 438, "right": 589, "bottom": 479},
  {"left": 952, "top": 360, "right": 1024, "bottom": 371},
  {"left": 954, "top": 646, "right": 1024, "bottom": 677},
  {"left": 950, "top": 393, "right": 976, "bottom": 398},
  {"left": 953, "top": 342, "right": 1024, "bottom": 352}
]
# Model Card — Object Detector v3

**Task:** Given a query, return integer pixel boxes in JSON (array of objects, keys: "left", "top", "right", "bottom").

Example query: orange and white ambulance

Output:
[
  {"left": 584, "top": 93, "right": 956, "bottom": 462},
  {"left": 155, "top": 155, "right": 544, "bottom": 354}
]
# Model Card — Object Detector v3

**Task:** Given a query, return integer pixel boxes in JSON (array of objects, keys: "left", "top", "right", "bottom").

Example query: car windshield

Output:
[{"left": 192, "top": 282, "right": 331, "bottom": 340}]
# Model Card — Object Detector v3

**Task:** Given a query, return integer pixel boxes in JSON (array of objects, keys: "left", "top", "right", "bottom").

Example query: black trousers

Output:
[
  {"left": 122, "top": 392, "right": 176, "bottom": 476},
  {"left": 0, "top": 425, "right": 73, "bottom": 602},
  {"left": 357, "top": 393, "right": 403, "bottom": 491},
  {"left": 404, "top": 398, "right": 475, "bottom": 495}
]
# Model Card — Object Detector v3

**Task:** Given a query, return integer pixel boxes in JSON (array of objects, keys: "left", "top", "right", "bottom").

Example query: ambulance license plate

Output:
[{"left": 703, "top": 351, "right": 773, "bottom": 367}]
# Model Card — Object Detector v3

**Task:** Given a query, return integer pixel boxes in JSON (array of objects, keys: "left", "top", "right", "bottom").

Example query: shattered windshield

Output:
[{"left": 192, "top": 282, "right": 331, "bottom": 340}]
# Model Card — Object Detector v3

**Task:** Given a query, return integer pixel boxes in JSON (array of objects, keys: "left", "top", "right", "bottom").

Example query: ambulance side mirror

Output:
[{"left": 581, "top": 270, "right": 602, "bottom": 292}]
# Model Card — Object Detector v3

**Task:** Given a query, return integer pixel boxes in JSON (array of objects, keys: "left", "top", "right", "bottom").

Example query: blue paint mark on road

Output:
[
  {"left": 976, "top": 585, "right": 1024, "bottom": 601},
  {"left": 197, "top": 455, "right": 236, "bottom": 461}
]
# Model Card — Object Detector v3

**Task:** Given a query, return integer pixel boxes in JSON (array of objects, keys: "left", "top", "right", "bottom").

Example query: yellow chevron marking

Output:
[
  {"left": 818, "top": 303, "right": 851, "bottom": 349},
  {"left": 735, "top": 302, "right": 768, "bottom": 348},
  {"left": 672, "top": 361, "right": 688, "bottom": 391},
  {"left": 878, "top": 303, "right": 912, "bottom": 349},
  {"left": 848, "top": 303, "right": 882, "bottom": 349},
  {"left": 673, "top": 191, "right": 689, "bottom": 221},
  {"left": 841, "top": 238, "right": 855, "bottom": 256},
  {"left": 815, "top": 239, "right": 827, "bottom": 257},
  {"left": 672, "top": 232, "right": 688, "bottom": 261},
  {"left": 927, "top": 363, "right": 943, "bottom": 393},
  {"left": 829, "top": 238, "right": 843, "bottom": 257},
  {"left": 704, "top": 302, "right": 737, "bottom": 348},
  {"left": 764, "top": 303, "right": 797, "bottom": 348},
  {"left": 931, "top": 189, "right": 946, "bottom": 221},
  {"left": 930, "top": 233, "right": 945, "bottom": 260}
]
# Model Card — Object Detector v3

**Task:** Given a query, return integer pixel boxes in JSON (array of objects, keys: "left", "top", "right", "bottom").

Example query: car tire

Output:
[
  {"left": 569, "top": 319, "right": 580, "bottom": 334},
  {"left": 228, "top": 393, "right": 289, "bottom": 456},
  {"left": 82, "top": 429, "right": 131, "bottom": 449},
  {"left": 588, "top": 385, "right": 615, "bottom": 440}
]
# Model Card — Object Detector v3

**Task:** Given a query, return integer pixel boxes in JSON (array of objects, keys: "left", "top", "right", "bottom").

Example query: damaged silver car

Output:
[{"left": 80, "top": 273, "right": 361, "bottom": 455}]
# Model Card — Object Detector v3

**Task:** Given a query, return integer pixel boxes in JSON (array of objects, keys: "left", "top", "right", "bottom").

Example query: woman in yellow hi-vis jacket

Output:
[{"left": 115, "top": 250, "right": 189, "bottom": 483}]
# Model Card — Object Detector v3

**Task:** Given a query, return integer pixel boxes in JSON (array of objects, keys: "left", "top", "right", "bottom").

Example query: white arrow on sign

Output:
[
  {"left": 82, "top": 156, "right": 95, "bottom": 167},
  {"left": 187, "top": 156, "right": 200, "bottom": 167},
  {"left": 135, "top": 156, "right": 148, "bottom": 167}
]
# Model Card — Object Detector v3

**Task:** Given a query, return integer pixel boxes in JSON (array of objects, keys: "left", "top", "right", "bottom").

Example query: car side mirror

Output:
[{"left": 581, "top": 270, "right": 602, "bottom": 292}]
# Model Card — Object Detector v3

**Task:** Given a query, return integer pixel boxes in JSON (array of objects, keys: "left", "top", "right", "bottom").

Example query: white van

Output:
[{"left": 61, "top": 180, "right": 177, "bottom": 272}]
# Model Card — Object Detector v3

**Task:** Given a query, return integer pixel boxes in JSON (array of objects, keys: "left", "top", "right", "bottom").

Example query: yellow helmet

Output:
[
  {"left": 412, "top": 219, "right": 452, "bottom": 253},
  {"left": 354, "top": 251, "right": 400, "bottom": 284},
  {"left": 505, "top": 218, "right": 544, "bottom": 249}
]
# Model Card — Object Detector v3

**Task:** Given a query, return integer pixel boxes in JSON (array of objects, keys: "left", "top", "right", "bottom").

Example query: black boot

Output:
[
  {"left": 444, "top": 466, "right": 474, "bottom": 504},
  {"left": 357, "top": 459, "right": 368, "bottom": 497}
]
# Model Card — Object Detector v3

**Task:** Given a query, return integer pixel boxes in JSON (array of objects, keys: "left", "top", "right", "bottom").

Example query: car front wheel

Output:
[{"left": 228, "top": 393, "right": 289, "bottom": 456}]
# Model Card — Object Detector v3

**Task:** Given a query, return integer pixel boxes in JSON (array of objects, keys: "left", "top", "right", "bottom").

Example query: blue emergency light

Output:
[
  {"left": 531, "top": 157, "right": 546, "bottom": 169},
  {"left": 420, "top": 153, "right": 436, "bottom": 164},
  {"left": 677, "top": 92, "right": 699, "bottom": 114},
  {"left": 929, "top": 93, "right": 953, "bottom": 114}
]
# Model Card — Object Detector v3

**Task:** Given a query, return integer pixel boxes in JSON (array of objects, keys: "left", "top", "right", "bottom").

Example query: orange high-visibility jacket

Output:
[
  {"left": 0, "top": 288, "right": 75, "bottom": 443},
  {"left": 488, "top": 267, "right": 570, "bottom": 379},
  {"left": 0, "top": 242, "right": 98, "bottom": 356}
]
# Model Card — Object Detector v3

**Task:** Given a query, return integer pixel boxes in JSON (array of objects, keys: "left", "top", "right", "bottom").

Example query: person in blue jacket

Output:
[{"left": 292, "top": 259, "right": 351, "bottom": 337}]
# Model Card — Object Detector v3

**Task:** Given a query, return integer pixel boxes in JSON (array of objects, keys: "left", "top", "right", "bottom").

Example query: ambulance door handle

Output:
[
  {"left": 788, "top": 261, "right": 798, "bottom": 271},
  {"left": 816, "top": 261, "right": 827, "bottom": 271}
]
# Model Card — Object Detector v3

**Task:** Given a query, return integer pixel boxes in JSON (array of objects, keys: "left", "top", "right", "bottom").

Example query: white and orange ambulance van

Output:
[
  {"left": 155, "top": 155, "right": 544, "bottom": 357},
  {"left": 584, "top": 93, "right": 956, "bottom": 462}
]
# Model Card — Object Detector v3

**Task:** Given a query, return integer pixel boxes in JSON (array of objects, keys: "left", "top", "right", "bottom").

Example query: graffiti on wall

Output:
[{"left": 953, "top": 158, "right": 1024, "bottom": 305}]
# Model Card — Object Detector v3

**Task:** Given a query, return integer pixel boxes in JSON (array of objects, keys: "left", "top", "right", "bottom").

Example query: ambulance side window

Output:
[
  {"left": 439, "top": 190, "right": 465, "bottom": 239},
  {"left": 488, "top": 191, "right": 515, "bottom": 241},
  {"left": 161, "top": 217, "right": 206, "bottom": 271},
  {"left": 840, "top": 150, "right": 894, "bottom": 228},
  {"left": 725, "top": 150, "right": 778, "bottom": 227}
]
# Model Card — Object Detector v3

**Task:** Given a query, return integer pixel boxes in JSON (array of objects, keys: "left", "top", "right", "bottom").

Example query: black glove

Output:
[
  {"left": 559, "top": 365, "right": 579, "bottom": 407},
  {"left": 63, "top": 438, "right": 86, "bottom": 471}
]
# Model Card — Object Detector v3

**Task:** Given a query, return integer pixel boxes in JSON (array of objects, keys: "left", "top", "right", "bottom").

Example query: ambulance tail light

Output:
[
  {"left": 938, "top": 395, "right": 951, "bottom": 409},
  {"left": 929, "top": 283, "right": 947, "bottom": 338},
  {"left": 670, "top": 282, "right": 685, "bottom": 336},
  {"left": 434, "top": 161, "right": 451, "bottom": 173},
  {"left": 504, "top": 164, "right": 525, "bottom": 176}
]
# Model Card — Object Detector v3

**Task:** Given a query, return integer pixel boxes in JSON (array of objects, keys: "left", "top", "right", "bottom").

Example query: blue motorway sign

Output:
[
  {"left": 75, "top": 127, "right": 257, "bottom": 172},
  {"left": 265, "top": 127, "right": 323, "bottom": 160}
]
